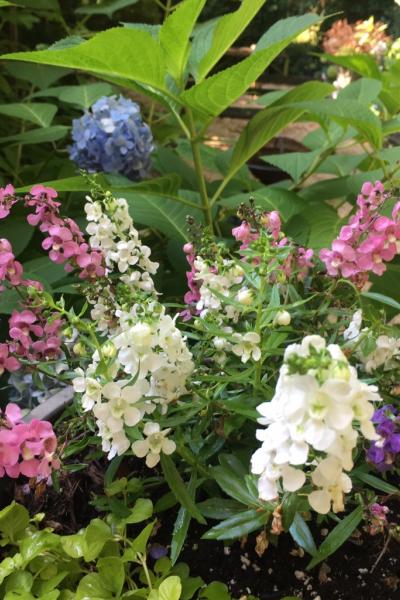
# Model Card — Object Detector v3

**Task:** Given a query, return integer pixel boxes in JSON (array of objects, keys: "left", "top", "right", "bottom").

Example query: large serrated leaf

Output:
[
  {"left": 261, "top": 150, "right": 320, "bottom": 183},
  {"left": 321, "top": 53, "right": 381, "bottom": 79},
  {"left": 33, "top": 82, "right": 114, "bottom": 108},
  {"left": 75, "top": 0, "right": 139, "bottom": 18},
  {"left": 159, "top": 0, "right": 206, "bottom": 85},
  {"left": 181, "top": 13, "right": 321, "bottom": 119},
  {"left": 0, "top": 102, "right": 57, "bottom": 126},
  {"left": 0, "top": 125, "right": 68, "bottom": 145},
  {"left": 192, "top": 0, "right": 265, "bottom": 82},
  {"left": 2, "top": 27, "right": 168, "bottom": 93}
]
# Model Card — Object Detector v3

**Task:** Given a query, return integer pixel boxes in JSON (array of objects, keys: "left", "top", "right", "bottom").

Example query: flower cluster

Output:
[
  {"left": 0, "top": 403, "right": 59, "bottom": 479},
  {"left": 0, "top": 184, "right": 105, "bottom": 280},
  {"left": 367, "top": 405, "right": 400, "bottom": 471},
  {"left": 69, "top": 95, "right": 154, "bottom": 180},
  {"left": 251, "top": 335, "right": 379, "bottom": 514},
  {"left": 323, "top": 17, "right": 391, "bottom": 58},
  {"left": 72, "top": 192, "right": 193, "bottom": 460},
  {"left": 320, "top": 181, "right": 400, "bottom": 287},
  {"left": 343, "top": 310, "right": 400, "bottom": 372}
]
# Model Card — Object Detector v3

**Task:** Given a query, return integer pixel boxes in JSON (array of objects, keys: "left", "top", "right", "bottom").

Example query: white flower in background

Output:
[
  {"left": 194, "top": 257, "right": 244, "bottom": 320},
  {"left": 308, "top": 457, "right": 352, "bottom": 514},
  {"left": 343, "top": 309, "right": 363, "bottom": 341},
  {"left": 363, "top": 335, "right": 400, "bottom": 373},
  {"left": 275, "top": 310, "right": 291, "bottom": 326},
  {"left": 131, "top": 422, "right": 176, "bottom": 467},
  {"left": 236, "top": 287, "right": 253, "bottom": 306},
  {"left": 232, "top": 332, "right": 261, "bottom": 363},
  {"left": 72, "top": 368, "right": 102, "bottom": 410},
  {"left": 251, "top": 335, "right": 379, "bottom": 512}
]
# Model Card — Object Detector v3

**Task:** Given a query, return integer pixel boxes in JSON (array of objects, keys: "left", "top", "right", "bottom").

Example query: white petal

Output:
[
  {"left": 124, "top": 407, "right": 142, "bottom": 427},
  {"left": 308, "top": 490, "right": 331, "bottom": 514},
  {"left": 258, "top": 473, "right": 278, "bottom": 501},
  {"left": 132, "top": 439, "right": 149, "bottom": 458},
  {"left": 146, "top": 452, "right": 160, "bottom": 468},
  {"left": 162, "top": 439, "right": 176, "bottom": 455},
  {"left": 281, "top": 465, "right": 306, "bottom": 492},
  {"left": 143, "top": 422, "right": 160, "bottom": 436}
]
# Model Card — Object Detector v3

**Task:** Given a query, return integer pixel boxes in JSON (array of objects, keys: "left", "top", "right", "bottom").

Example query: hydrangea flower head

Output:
[{"left": 69, "top": 95, "right": 154, "bottom": 180}]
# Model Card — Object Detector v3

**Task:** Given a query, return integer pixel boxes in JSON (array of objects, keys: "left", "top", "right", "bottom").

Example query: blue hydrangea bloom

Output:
[{"left": 69, "top": 95, "right": 154, "bottom": 180}]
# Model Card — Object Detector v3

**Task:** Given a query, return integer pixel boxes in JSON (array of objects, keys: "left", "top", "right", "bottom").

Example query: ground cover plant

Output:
[{"left": 0, "top": 1, "right": 400, "bottom": 599}]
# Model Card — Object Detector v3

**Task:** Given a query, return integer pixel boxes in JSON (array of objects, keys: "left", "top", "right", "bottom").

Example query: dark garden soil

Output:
[{"left": 5, "top": 461, "right": 399, "bottom": 600}]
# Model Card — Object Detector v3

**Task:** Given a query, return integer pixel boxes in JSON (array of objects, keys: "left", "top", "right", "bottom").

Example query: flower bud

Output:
[
  {"left": 275, "top": 310, "right": 291, "bottom": 326},
  {"left": 102, "top": 341, "right": 116, "bottom": 359},
  {"left": 73, "top": 342, "right": 86, "bottom": 356},
  {"left": 237, "top": 288, "right": 253, "bottom": 306}
]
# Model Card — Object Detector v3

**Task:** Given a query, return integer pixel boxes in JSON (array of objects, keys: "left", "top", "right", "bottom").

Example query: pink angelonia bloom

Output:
[
  {"left": 76, "top": 248, "right": 105, "bottom": 279},
  {"left": 29, "top": 185, "right": 58, "bottom": 201},
  {"left": 265, "top": 211, "right": 281, "bottom": 241},
  {"left": 42, "top": 225, "right": 80, "bottom": 264},
  {"left": 0, "top": 184, "right": 16, "bottom": 219},
  {"left": 5, "top": 403, "right": 22, "bottom": 425},
  {"left": 320, "top": 239, "right": 357, "bottom": 277},
  {"left": 9, "top": 310, "right": 43, "bottom": 349},
  {"left": 0, "top": 343, "right": 20, "bottom": 374},
  {"left": 232, "top": 221, "right": 258, "bottom": 250}
]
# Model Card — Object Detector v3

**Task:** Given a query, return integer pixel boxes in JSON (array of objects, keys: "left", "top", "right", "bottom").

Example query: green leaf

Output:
[
  {"left": 123, "top": 498, "right": 153, "bottom": 524},
  {"left": 22, "top": 257, "right": 65, "bottom": 285},
  {"left": 302, "top": 202, "right": 339, "bottom": 250},
  {"left": 193, "top": 0, "right": 265, "bottom": 82},
  {"left": 322, "top": 53, "right": 381, "bottom": 79},
  {"left": 292, "top": 99, "right": 382, "bottom": 149},
  {"left": 124, "top": 192, "right": 202, "bottom": 242},
  {"left": 83, "top": 519, "right": 112, "bottom": 561},
  {"left": 212, "top": 457, "right": 258, "bottom": 507},
  {"left": 159, "top": 0, "right": 206, "bottom": 84},
  {"left": 202, "top": 509, "right": 269, "bottom": 540},
  {"left": 2, "top": 28, "right": 168, "bottom": 94},
  {"left": 160, "top": 455, "right": 206, "bottom": 524},
  {"left": 76, "top": 573, "right": 113, "bottom": 599},
  {"left": 98, "top": 557, "right": 125, "bottom": 596},
  {"left": 34, "top": 82, "right": 113, "bottom": 108},
  {"left": 0, "top": 503, "right": 29, "bottom": 540},
  {"left": 228, "top": 106, "right": 305, "bottom": 178},
  {"left": 338, "top": 78, "right": 382, "bottom": 103},
  {"left": 60, "top": 532, "right": 86, "bottom": 559},
  {"left": 182, "top": 14, "right": 321, "bottom": 118},
  {"left": 259, "top": 81, "right": 334, "bottom": 107},
  {"left": 0, "top": 125, "right": 68, "bottom": 145},
  {"left": 126, "top": 521, "right": 155, "bottom": 557},
  {"left": 75, "top": 0, "right": 139, "bottom": 18},
  {"left": 361, "top": 291, "right": 400, "bottom": 312},
  {"left": 0, "top": 102, "right": 57, "bottom": 126},
  {"left": 3, "top": 62, "right": 70, "bottom": 89},
  {"left": 0, "top": 287, "right": 21, "bottom": 314},
  {"left": 307, "top": 506, "right": 363, "bottom": 569},
  {"left": 199, "top": 581, "right": 231, "bottom": 600},
  {"left": 261, "top": 150, "right": 320, "bottom": 183},
  {"left": 219, "top": 186, "right": 304, "bottom": 221},
  {"left": 0, "top": 216, "right": 34, "bottom": 256},
  {"left": 196, "top": 498, "right": 244, "bottom": 520},
  {"left": 170, "top": 473, "right": 197, "bottom": 565},
  {"left": 352, "top": 471, "right": 399, "bottom": 494},
  {"left": 0, "top": 1, "right": 15, "bottom": 6},
  {"left": 158, "top": 576, "right": 182, "bottom": 600},
  {"left": 289, "top": 512, "right": 317, "bottom": 557}
]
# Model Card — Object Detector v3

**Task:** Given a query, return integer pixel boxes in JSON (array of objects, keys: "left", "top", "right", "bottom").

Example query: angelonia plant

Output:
[{"left": 0, "top": 179, "right": 399, "bottom": 554}]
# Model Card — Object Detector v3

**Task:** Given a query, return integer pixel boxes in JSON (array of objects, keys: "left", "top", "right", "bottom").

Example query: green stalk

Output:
[{"left": 186, "top": 109, "right": 214, "bottom": 232}]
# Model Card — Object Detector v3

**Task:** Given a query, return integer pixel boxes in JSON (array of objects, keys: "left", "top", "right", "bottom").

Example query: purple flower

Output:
[{"left": 367, "top": 405, "right": 400, "bottom": 471}]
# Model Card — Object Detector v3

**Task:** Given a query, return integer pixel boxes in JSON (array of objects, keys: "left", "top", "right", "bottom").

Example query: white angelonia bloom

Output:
[
  {"left": 232, "top": 332, "right": 261, "bottom": 363},
  {"left": 362, "top": 335, "right": 400, "bottom": 373},
  {"left": 131, "top": 422, "right": 176, "bottom": 467},
  {"left": 193, "top": 257, "right": 244, "bottom": 320},
  {"left": 251, "top": 334, "right": 380, "bottom": 512},
  {"left": 343, "top": 310, "right": 363, "bottom": 342},
  {"left": 74, "top": 192, "right": 194, "bottom": 462}
]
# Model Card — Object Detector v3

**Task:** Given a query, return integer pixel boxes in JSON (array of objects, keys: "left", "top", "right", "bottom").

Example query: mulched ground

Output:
[{"left": 3, "top": 461, "right": 399, "bottom": 600}]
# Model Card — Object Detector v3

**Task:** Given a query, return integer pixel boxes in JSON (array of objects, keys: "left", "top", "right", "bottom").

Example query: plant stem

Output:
[
  {"left": 253, "top": 274, "right": 268, "bottom": 388},
  {"left": 186, "top": 109, "right": 214, "bottom": 232}
]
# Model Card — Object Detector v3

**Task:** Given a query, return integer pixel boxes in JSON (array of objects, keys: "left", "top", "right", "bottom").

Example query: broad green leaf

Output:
[
  {"left": 352, "top": 471, "right": 399, "bottom": 494},
  {"left": 122, "top": 22, "right": 161, "bottom": 38},
  {"left": 0, "top": 102, "right": 57, "bottom": 126},
  {"left": 124, "top": 192, "right": 203, "bottom": 242},
  {"left": 200, "top": 581, "right": 231, "bottom": 600},
  {"left": 289, "top": 512, "right": 317, "bottom": 556},
  {"left": 193, "top": 0, "right": 265, "bottom": 82},
  {"left": 316, "top": 154, "right": 364, "bottom": 177},
  {"left": 34, "top": 82, "right": 114, "bottom": 108},
  {"left": 299, "top": 168, "right": 384, "bottom": 202},
  {"left": 3, "top": 62, "right": 70, "bottom": 89},
  {"left": 22, "top": 257, "right": 65, "bottom": 285},
  {"left": 76, "top": 573, "right": 113, "bottom": 599},
  {"left": 228, "top": 106, "right": 305, "bottom": 178},
  {"left": 75, "top": 0, "right": 139, "bottom": 18},
  {"left": 361, "top": 291, "right": 400, "bottom": 312},
  {"left": 202, "top": 509, "right": 269, "bottom": 540},
  {"left": 98, "top": 557, "right": 125, "bottom": 596},
  {"left": 60, "top": 532, "right": 86, "bottom": 559},
  {"left": 338, "top": 77, "right": 382, "bottom": 103},
  {"left": 212, "top": 461, "right": 258, "bottom": 506},
  {"left": 160, "top": 455, "right": 206, "bottom": 524},
  {"left": 16, "top": 174, "right": 180, "bottom": 194},
  {"left": 83, "top": 519, "right": 112, "bottom": 561},
  {"left": 123, "top": 498, "right": 153, "bottom": 524},
  {"left": 126, "top": 521, "right": 155, "bottom": 557},
  {"left": 0, "top": 1, "right": 14, "bottom": 6},
  {"left": 307, "top": 506, "right": 363, "bottom": 569},
  {"left": 302, "top": 202, "right": 340, "bottom": 250},
  {"left": 158, "top": 576, "right": 182, "bottom": 600},
  {"left": 0, "top": 125, "right": 68, "bottom": 145},
  {"left": 2, "top": 28, "right": 168, "bottom": 94},
  {"left": 181, "top": 14, "right": 321, "bottom": 118},
  {"left": 170, "top": 473, "right": 197, "bottom": 565},
  {"left": 5, "top": 570, "right": 33, "bottom": 592},
  {"left": 322, "top": 53, "right": 381, "bottom": 79},
  {"left": 0, "top": 216, "right": 34, "bottom": 256},
  {"left": 261, "top": 150, "right": 320, "bottom": 183},
  {"left": 0, "top": 288, "right": 21, "bottom": 314},
  {"left": 0, "top": 503, "right": 29, "bottom": 540},
  {"left": 159, "top": 0, "right": 206, "bottom": 84},
  {"left": 292, "top": 99, "right": 382, "bottom": 149},
  {"left": 260, "top": 80, "right": 334, "bottom": 107}
]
